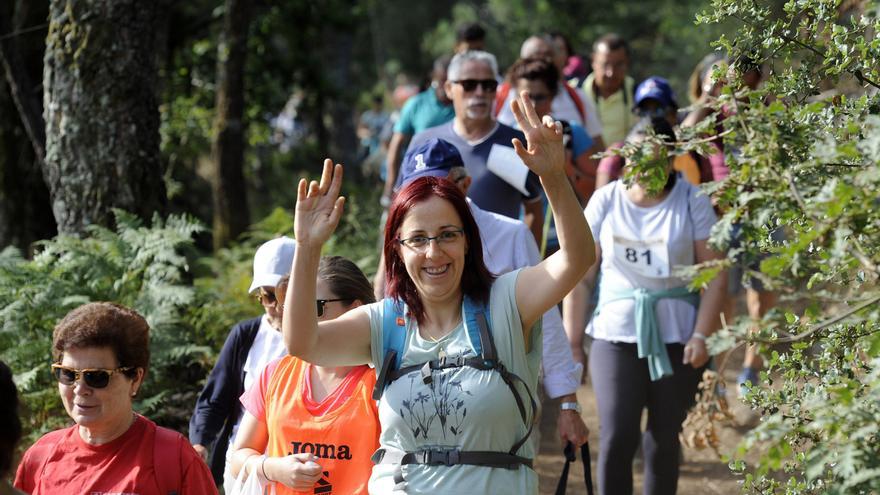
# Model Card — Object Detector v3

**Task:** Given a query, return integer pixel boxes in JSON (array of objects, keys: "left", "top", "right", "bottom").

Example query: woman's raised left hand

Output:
[{"left": 509, "top": 90, "right": 565, "bottom": 178}]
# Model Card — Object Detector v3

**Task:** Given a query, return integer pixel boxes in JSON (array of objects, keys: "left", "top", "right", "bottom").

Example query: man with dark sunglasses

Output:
[
  {"left": 405, "top": 50, "right": 545, "bottom": 246},
  {"left": 189, "top": 236, "right": 295, "bottom": 490}
]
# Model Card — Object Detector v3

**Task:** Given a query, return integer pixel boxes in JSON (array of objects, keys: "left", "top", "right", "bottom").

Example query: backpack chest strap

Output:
[{"left": 372, "top": 447, "right": 533, "bottom": 470}]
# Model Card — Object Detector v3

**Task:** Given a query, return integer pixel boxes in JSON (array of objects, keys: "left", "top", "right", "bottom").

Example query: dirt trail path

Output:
[{"left": 535, "top": 347, "right": 755, "bottom": 495}]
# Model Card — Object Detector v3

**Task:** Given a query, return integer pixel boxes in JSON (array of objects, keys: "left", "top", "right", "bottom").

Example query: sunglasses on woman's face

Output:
[
  {"left": 256, "top": 289, "right": 277, "bottom": 306},
  {"left": 52, "top": 364, "right": 133, "bottom": 389},
  {"left": 316, "top": 298, "right": 348, "bottom": 317}
]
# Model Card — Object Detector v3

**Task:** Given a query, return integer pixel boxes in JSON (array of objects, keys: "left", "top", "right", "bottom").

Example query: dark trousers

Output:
[{"left": 589, "top": 339, "right": 704, "bottom": 495}]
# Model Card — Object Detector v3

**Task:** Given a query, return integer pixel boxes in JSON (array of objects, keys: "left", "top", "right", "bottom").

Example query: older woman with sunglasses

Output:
[
  {"left": 284, "top": 93, "right": 594, "bottom": 494},
  {"left": 229, "top": 256, "right": 380, "bottom": 493},
  {"left": 14, "top": 302, "right": 216, "bottom": 494}
]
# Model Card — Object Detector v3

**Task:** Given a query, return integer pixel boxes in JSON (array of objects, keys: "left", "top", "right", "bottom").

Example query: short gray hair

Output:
[
  {"left": 448, "top": 166, "right": 469, "bottom": 182},
  {"left": 448, "top": 50, "right": 499, "bottom": 81}
]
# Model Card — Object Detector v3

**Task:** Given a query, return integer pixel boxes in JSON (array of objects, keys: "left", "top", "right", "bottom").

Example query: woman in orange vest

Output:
[{"left": 229, "top": 256, "right": 379, "bottom": 494}]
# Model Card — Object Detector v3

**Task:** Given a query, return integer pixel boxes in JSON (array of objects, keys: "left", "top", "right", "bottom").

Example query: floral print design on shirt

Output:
[{"left": 398, "top": 351, "right": 474, "bottom": 440}]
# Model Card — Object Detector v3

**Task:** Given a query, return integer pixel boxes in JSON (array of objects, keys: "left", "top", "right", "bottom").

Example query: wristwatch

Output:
[{"left": 560, "top": 401, "right": 582, "bottom": 414}]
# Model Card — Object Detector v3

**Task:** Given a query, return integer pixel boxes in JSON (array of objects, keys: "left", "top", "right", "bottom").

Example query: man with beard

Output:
[{"left": 405, "top": 50, "right": 545, "bottom": 243}]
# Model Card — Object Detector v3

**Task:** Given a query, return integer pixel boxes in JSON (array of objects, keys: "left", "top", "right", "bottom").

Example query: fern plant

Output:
[{"left": 0, "top": 210, "right": 211, "bottom": 441}]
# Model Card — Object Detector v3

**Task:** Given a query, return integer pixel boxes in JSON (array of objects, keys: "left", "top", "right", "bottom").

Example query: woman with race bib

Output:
[
  {"left": 282, "top": 93, "right": 594, "bottom": 494},
  {"left": 565, "top": 117, "right": 726, "bottom": 495}
]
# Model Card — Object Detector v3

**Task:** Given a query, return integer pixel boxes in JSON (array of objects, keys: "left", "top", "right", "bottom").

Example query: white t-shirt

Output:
[
  {"left": 229, "top": 315, "right": 286, "bottom": 447},
  {"left": 585, "top": 177, "right": 716, "bottom": 344}
]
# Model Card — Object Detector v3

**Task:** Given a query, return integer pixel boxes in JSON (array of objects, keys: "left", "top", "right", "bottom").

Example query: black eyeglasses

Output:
[
  {"left": 527, "top": 93, "right": 552, "bottom": 103},
  {"left": 317, "top": 298, "right": 349, "bottom": 317},
  {"left": 398, "top": 229, "right": 465, "bottom": 251},
  {"left": 454, "top": 79, "right": 498, "bottom": 92},
  {"left": 256, "top": 289, "right": 277, "bottom": 306},
  {"left": 52, "top": 364, "right": 133, "bottom": 389}
]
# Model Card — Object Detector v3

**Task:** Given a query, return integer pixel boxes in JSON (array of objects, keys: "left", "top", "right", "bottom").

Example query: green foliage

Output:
[
  {"left": 185, "top": 183, "right": 383, "bottom": 352},
  {"left": 665, "top": 0, "right": 880, "bottom": 492},
  {"left": 0, "top": 211, "right": 211, "bottom": 441}
]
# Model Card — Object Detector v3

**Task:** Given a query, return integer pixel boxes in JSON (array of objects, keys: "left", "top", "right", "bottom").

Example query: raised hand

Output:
[
  {"left": 294, "top": 159, "right": 346, "bottom": 248},
  {"left": 509, "top": 90, "right": 565, "bottom": 178}
]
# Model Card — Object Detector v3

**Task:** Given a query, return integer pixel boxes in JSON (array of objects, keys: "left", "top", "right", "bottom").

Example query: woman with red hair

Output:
[{"left": 282, "top": 93, "right": 594, "bottom": 494}]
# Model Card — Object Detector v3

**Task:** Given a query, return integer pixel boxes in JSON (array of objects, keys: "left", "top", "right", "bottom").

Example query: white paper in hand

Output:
[{"left": 487, "top": 144, "right": 530, "bottom": 196}]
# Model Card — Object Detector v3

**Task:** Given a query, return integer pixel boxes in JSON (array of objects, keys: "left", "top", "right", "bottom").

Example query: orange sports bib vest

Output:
[{"left": 264, "top": 356, "right": 379, "bottom": 495}]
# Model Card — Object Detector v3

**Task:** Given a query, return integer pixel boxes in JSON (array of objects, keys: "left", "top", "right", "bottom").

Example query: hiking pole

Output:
[{"left": 555, "top": 441, "right": 595, "bottom": 495}]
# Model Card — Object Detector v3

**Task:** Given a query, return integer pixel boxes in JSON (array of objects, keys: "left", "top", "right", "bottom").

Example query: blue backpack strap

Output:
[
  {"left": 373, "top": 298, "right": 408, "bottom": 400},
  {"left": 382, "top": 298, "right": 407, "bottom": 368},
  {"left": 462, "top": 296, "right": 489, "bottom": 358}
]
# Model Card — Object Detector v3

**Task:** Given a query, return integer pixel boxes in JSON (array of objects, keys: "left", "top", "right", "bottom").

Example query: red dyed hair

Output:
[{"left": 384, "top": 177, "right": 495, "bottom": 324}]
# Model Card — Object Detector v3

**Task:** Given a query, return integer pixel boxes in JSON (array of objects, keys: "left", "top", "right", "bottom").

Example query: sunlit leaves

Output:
[{"left": 693, "top": 0, "right": 880, "bottom": 492}]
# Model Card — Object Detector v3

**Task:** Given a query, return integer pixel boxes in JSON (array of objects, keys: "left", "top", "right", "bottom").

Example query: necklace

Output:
[{"left": 420, "top": 317, "right": 462, "bottom": 359}]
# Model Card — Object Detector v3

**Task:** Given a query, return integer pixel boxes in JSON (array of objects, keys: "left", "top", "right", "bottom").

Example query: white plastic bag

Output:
[{"left": 228, "top": 456, "right": 275, "bottom": 495}]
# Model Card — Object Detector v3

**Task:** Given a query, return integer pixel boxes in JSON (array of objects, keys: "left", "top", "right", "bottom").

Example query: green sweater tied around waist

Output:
[{"left": 596, "top": 285, "right": 699, "bottom": 381}]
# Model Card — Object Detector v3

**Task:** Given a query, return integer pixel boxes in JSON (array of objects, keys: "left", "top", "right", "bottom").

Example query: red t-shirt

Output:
[{"left": 14, "top": 415, "right": 217, "bottom": 495}]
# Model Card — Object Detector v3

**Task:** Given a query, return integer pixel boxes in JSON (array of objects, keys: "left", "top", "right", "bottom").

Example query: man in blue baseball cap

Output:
[
  {"left": 633, "top": 76, "right": 679, "bottom": 124},
  {"left": 377, "top": 137, "right": 591, "bottom": 452},
  {"left": 395, "top": 138, "right": 466, "bottom": 187}
]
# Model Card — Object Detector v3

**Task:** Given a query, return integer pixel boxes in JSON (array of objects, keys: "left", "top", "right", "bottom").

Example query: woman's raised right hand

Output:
[{"left": 294, "top": 159, "right": 346, "bottom": 248}]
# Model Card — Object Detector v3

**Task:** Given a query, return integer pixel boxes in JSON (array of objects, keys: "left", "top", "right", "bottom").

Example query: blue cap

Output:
[
  {"left": 633, "top": 77, "right": 677, "bottom": 110},
  {"left": 398, "top": 138, "right": 464, "bottom": 187}
]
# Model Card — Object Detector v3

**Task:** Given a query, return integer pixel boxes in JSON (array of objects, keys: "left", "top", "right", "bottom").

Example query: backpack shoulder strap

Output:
[
  {"left": 381, "top": 298, "right": 407, "bottom": 368},
  {"left": 564, "top": 85, "right": 587, "bottom": 123},
  {"left": 373, "top": 298, "right": 407, "bottom": 400},
  {"left": 462, "top": 296, "right": 490, "bottom": 359},
  {"left": 154, "top": 425, "right": 183, "bottom": 495},
  {"left": 494, "top": 82, "right": 511, "bottom": 117}
]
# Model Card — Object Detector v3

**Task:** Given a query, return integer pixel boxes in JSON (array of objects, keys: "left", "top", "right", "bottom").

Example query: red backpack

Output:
[{"left": 494, "top": 81, "right": 586, "bottom": 123}]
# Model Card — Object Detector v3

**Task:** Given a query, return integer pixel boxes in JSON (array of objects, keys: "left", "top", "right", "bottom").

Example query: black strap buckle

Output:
[{"left": 423, "top": 448, "right": 461, "bottom": 466}]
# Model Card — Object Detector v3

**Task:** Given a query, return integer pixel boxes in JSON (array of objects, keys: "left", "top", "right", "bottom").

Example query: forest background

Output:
[{"left": 1, "top": 0, "right": 879, "bottom": 493}]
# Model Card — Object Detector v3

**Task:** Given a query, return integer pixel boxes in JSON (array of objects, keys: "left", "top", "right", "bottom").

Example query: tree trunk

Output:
[
  {"left": 0, "top": 3, "right": 46, "bottom": 164},
  {"left": 323, "top": 25, "right": 358, "bottom": 169},
  {"left": 0, "top": 0, "right": 55, "bottom": 251},
  {"left": 210, "top": 0, "right": 251, "bottom": 250},
  {"left": 43, "top": 0, "right": 165, "bottom": 235}
]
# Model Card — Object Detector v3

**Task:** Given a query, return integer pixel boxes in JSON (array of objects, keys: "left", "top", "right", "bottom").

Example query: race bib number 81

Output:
[{"left": 612, "top": 235, "right": 671, "bottom": 278}]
